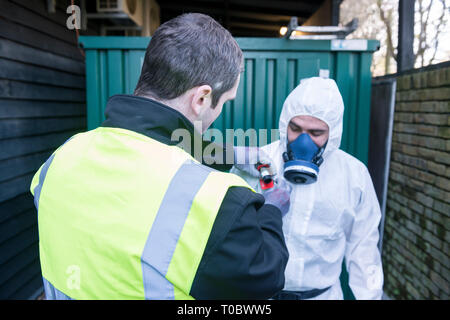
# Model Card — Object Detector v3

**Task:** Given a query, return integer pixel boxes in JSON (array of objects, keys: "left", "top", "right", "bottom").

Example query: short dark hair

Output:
[{"left": 134, "top": 13, "right": 243, "bottom": 107}]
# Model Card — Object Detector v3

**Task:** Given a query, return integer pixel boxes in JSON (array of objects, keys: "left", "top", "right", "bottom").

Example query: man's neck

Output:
[{"left": 135, "top": 93, "right": 199, "bottom": 129}]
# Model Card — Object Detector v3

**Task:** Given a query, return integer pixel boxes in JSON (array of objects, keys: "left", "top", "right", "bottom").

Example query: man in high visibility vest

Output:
[{"left": 30, "top": 13, "right": 291, "bottom": 300}]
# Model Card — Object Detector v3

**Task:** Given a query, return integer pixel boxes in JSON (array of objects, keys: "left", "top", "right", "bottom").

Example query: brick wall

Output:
[{"left": 382, "top": 64, "right": 450, "bottom": 299}]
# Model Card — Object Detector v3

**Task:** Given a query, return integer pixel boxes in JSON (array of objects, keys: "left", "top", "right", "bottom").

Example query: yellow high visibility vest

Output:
[{"left": 30, "top": 127, "right": 251, "bottom": 299}]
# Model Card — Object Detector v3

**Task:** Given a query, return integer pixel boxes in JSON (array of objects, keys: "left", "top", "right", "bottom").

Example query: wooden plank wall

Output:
[{"left": 0, "top": 0, "right": 90, "bottom": 299}]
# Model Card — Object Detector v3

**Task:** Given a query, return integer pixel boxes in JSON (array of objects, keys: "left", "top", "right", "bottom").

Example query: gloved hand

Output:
[
  {"left": 233, "top": 146, "right": 272, "bottom": 178},
  {"left": 263, "top": 178, "right": 292, "bottom": 216}
]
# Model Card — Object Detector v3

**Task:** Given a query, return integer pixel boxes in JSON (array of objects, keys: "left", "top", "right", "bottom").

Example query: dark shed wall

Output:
[{"left": 0, "top": 0, "right": 87, "bottom": 299}]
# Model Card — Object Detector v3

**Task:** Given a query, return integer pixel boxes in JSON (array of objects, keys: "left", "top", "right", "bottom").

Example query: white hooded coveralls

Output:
[{"left": 232, "top": 77, "right": 384, "bottom": 299}]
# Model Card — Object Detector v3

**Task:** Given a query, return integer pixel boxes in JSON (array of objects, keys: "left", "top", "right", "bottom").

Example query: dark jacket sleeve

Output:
[{"left": 189, "top": 186, "right": 289, "bottom": 299}]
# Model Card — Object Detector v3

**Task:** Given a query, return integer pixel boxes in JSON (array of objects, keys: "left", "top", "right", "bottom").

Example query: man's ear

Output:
[{"left": 190, "top": 85, "right": 213, "bottom": 116}]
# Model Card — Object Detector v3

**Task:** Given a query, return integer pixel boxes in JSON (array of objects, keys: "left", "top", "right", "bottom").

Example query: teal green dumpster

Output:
[
  {"left": 79, "top": 36, "right": 378, "bottom": 164},
  {"left": 79, "top": 36, "right": 379, "bottom": 300}
]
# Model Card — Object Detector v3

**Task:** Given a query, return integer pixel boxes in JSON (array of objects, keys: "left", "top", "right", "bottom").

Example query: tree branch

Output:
[
  {"left": 377, "top": 0, "right": 397, "bottom": 64},
  {"left": 429, "top": 0, "right": 447, "bottom": 64}
]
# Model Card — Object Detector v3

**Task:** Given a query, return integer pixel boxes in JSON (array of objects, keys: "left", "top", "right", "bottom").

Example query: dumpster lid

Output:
[{"left": 78, "top": 36, "right": 380, "bottom": 52}]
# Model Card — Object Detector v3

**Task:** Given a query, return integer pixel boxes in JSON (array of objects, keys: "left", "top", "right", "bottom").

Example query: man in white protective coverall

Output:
[{"left": 232, "top": 77, "right": 384, "bottom": 300}]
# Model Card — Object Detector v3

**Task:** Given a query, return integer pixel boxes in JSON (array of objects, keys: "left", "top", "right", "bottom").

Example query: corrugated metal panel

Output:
[{"left": 79, "top": 36, "right": 379, "bottom": 164}]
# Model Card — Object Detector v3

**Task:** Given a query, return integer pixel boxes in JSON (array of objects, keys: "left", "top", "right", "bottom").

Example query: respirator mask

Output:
[{"left": 282, "top": 133, "right": 327, "bottom": 184}]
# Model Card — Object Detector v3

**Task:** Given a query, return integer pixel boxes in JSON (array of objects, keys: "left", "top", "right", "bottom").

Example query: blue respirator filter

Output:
[{"left": 282, "top": 133, "right": 326, "bottom": 184}]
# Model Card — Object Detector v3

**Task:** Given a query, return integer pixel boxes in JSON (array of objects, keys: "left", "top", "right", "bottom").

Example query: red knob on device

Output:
[{"left": 257, "top": 164, "right": 274, "bottom": 190}]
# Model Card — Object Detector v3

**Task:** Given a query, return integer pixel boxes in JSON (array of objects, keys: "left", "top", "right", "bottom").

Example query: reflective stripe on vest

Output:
[
  {"left": 32, "top": 153, "right": 55, "bottom": 210},
  {"left": 31, "top": 127, "right": 252, "bottom": 299},
  {"left": 141, "top": 160, "right": 212, "bottom": 300},
  {"left": 43, "top": 277, "right": 73, "bottom": 300},
  {"left": 30, "top": 137, "right": 73, "bottom": 208}
]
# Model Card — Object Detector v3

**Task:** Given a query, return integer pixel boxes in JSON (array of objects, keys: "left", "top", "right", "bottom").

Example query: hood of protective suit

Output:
[
  {"left": 278, "top": 77, "right": 344, "bottom": 158},
  {"left": 232, "top": 77, "right": 383, "bottom": 299}
]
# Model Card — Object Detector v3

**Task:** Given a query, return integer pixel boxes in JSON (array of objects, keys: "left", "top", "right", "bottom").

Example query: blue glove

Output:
[{"left": 263, "top": 178, "right": 292, "bottom": 216}]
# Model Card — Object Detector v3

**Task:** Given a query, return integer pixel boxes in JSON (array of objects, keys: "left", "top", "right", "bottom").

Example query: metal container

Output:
[{"left": 79, "top": 36, "right": 379, "bottom": 164}]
